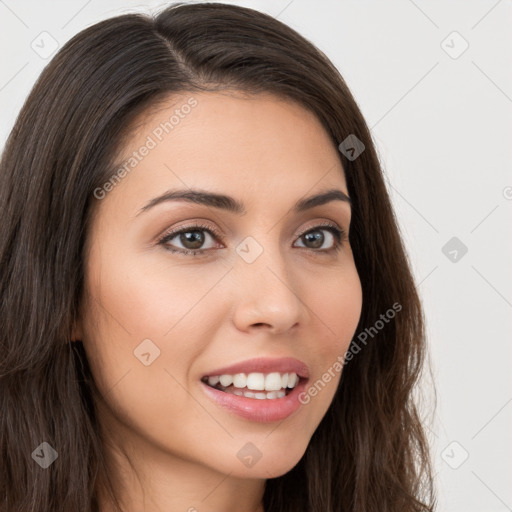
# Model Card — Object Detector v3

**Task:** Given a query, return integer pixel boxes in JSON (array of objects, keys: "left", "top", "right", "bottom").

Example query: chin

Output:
[{"left": 220, "top": 436, "right": 309, "bottom": 479}]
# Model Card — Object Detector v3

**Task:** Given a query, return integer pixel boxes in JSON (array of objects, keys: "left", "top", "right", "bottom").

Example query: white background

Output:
[{"left": 1, "top": 1, "right": 511, "bottom": 510}]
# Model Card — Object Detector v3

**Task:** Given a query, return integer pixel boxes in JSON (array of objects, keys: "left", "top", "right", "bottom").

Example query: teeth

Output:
[
  {"left": 287, "top": 372, "right": 298, "bottom": 388},
  {"left": 207, "top": 376, "right": 220, "bottom": 386},
  {"left": 232, "top": 373, "right": 247, "bottom": 388},
  {"left": 264, "top": 372, "right": 284, "bottom": 391},
  {"left": 246, "top": 373, "right": 265, "bottom": 390},
  {"left": 206, "top": 372, "right": 300, "bottom": 392},
  {"left": 224, "top": 388, "right": 287, "bottom": 399},
  {"left": 219, "top": 374, "right": 233, "bottom": 387}
]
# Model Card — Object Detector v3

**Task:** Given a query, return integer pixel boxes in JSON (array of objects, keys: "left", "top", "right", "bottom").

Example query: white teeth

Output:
[
  {"left": 205, "top": 371, "right": 300, "bottom": 393},
  {"left": 219, "top": 374, "right": 233, "bottom": 387},
  {"left": 232, "top": 373, "right": 247, "bottom": 388},
  {"left": 208, "top": 376, "right": 220, "bottom": 386},
  {"left": 246, "top": 373, "right": 265, "bottom": 390},
  {"left": 265, "top": 372, "right": 283, "bottom": 391},
  {"left": 222, "top": 388, "right": 288, "bottom": 399},
  {"left": 287, "top": 372, "right": 298, "bottom": 388}
]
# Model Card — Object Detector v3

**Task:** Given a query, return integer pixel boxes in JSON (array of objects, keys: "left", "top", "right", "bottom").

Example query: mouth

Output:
[{"left": 201, "top": 371, "right": 301, "bottom": 400}]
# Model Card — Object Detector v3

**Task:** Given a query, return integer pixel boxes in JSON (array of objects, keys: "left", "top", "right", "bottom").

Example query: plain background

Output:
[{"left": 0, "top": 1, "right": 510, "bottom": 510}]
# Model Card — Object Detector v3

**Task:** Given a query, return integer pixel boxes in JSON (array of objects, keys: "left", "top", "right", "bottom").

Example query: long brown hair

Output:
[{"left": 0, "top": 3, "right": 436, "bottom": 511}]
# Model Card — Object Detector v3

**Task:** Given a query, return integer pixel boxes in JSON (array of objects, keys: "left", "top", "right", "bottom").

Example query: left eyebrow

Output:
[{"left": 136, "top": 187, "right": 351, "bottom": 217}]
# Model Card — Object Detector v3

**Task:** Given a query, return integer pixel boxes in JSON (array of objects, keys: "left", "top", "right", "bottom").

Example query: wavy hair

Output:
[{"left": 0, "top": 3, "right": 436, "bottom": 511}]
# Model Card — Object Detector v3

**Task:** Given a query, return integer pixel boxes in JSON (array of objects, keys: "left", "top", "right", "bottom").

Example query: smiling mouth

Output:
[{"left": 201, "top": 371, "right": 300, "bottom": 400}]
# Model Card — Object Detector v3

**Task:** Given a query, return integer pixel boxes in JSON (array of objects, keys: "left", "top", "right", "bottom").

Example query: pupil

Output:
[
  {"left": 304, "top": 231, "right": 324, "bottom": 248},
  {"left": 181, "top": 231, "right": 204, "bottom": 249}
]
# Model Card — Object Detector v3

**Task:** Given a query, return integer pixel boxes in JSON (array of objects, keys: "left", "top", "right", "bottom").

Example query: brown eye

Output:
[
  {"left": 176, "top": 230, "right": 206, "bottom": 250},
  {"left": 302, "top": 230, "right": 326, "bottom": 249},
  {"left": 158, "top": 222, "right": 345, "bottom": 257},
  {"left": 158, "top": 223, "right": 222, "bottom": 255},
  {"left": 294, "top": 225, "right": 345, "bottom": 252}
]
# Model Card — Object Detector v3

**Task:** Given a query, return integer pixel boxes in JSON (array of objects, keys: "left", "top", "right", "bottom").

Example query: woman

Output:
[{"left": 0, "top": 2, "right": 436, "bottom": 511}]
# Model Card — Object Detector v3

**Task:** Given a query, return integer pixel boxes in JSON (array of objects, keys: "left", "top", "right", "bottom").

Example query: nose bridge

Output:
[{"left": 230, "top": 234, "right": 305, "bottom": 332}]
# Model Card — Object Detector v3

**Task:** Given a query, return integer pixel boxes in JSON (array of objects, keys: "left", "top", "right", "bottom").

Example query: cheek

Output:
[
  {"left": 80, "top": 244, "right": 232, "bottom": 402},
  {"left": 299, "top": 263, "right": 362, "bottom": 409},
  {"left": 308, "top": 263, "right": 363, "bottom": 357},
  {"left": 90, "top": 243, "right": 229, "bottom": 337},
  {"left": 80, "top": 252, "right": 215, "bottom": 452}
]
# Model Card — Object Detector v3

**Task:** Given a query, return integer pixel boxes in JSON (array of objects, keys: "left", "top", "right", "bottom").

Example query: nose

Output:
[{"left": 230, "top": 245, "right": 306, "bottom": 335}]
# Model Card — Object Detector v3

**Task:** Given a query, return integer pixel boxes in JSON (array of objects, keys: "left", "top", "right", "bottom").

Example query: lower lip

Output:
[{"left": 200, "top": 379, "right": 308, "bottom": 423}]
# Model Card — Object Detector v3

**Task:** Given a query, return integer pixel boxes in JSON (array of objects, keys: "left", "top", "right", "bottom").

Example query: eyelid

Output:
[
  {"left": 294, "top": 219, "right": 346, "bottom": 239},
  {"left": 156, "top": 220, "right": 223, "bottom": 244}
]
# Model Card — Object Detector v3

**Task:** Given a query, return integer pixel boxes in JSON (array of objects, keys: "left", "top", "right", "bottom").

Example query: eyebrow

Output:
[{"left": 136, "top": 187, "right": 351, "bottom": 216}]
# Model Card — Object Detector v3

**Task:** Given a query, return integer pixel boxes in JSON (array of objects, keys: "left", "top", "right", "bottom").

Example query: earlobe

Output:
[{"left": 70, "top": 320, "right": 83, "bottom": 343}]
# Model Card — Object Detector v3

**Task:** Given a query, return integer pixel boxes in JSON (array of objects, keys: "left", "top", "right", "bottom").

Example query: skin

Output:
[{"left": 74, "top": 91, "right": 363, "bottom": 512}]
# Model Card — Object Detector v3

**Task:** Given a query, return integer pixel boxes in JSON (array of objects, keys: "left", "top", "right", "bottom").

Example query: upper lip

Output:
[{"left": 202, "top": 357, "right": 310, "bottom": 379}]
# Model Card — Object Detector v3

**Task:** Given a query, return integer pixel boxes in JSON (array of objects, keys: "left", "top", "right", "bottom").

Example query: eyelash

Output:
[{"left": 157, "top": 221, "right": 347, "bottom": 257}]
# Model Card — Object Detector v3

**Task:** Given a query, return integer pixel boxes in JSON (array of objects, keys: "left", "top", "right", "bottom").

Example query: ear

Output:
[{"left": 71, "top": 318, "right": 83, "bottom": 342}]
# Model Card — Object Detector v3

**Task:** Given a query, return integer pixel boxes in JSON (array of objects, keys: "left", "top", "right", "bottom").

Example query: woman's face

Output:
[{"left": 77, "top": 91, "right": 362, "bottom": 480}]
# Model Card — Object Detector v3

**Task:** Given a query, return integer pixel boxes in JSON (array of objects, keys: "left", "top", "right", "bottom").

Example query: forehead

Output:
[{"left": 101, "top": 90, "right": 348, "bottom": 213}]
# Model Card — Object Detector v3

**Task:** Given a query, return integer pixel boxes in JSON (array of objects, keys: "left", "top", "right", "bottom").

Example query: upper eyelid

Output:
[
  {"left": 295, "top": 221, "right": 345, "bottom": 237},
  {"left": 157, "top": 222, "right": 222, "bottom": 244}
]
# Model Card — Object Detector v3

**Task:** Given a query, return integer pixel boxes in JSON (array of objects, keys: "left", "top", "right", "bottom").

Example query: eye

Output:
[
  {"left": 157, "top": 222, "right": 223, "bottom": 256},
  {"left": 294, "top": 222, "right": 346, "bottom": 253},
  {"left": 157, "top": 220, "right": 347, "bottom": 257}
]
